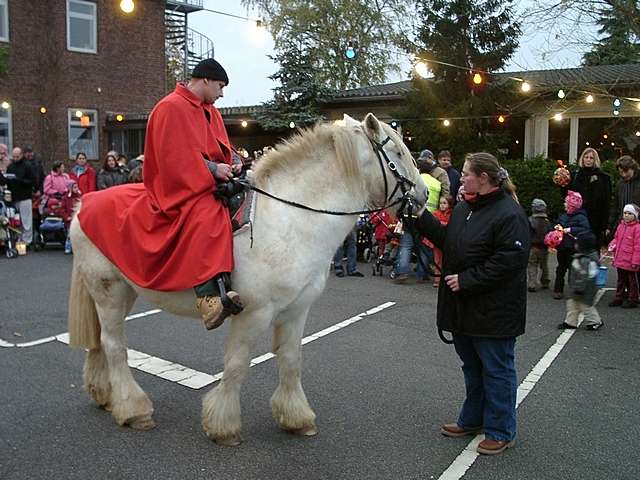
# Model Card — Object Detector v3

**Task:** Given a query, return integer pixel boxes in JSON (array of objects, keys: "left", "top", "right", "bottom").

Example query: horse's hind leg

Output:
[
  {"left": 202, "top": 308, "right": 272, "bottom": 446},
  {"left": 86, "top": 277, "right": 155, "bottom": 430},
  {"left": 271, "top": 306, "right": 317, "bottom": 436}
]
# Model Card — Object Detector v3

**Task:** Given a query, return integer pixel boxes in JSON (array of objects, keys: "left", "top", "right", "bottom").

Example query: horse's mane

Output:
[{"left": 252, "top": 123, "right": 361, "bottom": 183}]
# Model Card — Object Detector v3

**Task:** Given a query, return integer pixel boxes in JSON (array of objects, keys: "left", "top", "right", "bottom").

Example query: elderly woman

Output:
[
  {"left": 569, "top": 148, "right": 611, "bottom": 249},
  {"left": 416, "top": 152, "right": 530, "bottom": 456}
]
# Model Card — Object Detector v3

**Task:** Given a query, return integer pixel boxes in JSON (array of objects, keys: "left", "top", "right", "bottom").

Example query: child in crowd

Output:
[
  {"left": 553, "top": 191, "right": 591, "bottom": 299},
  {"left": 61, "top": 181, "right": 82, "bottom": 254},
  {"left": 430, "top": 195, "right": 453, "bottom": 287},
  {"left": 528, "top": 198, "right": 552, "bottom": 292},
  {"left": 608, "top": 204, "right": 640, "bottom": 308},
  {"left": 558, "top": 231, "right": 604, "bottom": 330},
  {"left": 370, "top": 210, "right": 394, "bottom": 260}
]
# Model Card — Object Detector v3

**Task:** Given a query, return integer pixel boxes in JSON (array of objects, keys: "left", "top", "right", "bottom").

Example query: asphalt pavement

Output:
[{"left": 1, "top": 249, "right": 639, "bottom": 480}]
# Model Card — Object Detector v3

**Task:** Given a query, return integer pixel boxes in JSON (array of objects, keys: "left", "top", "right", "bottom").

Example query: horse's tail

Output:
[{"left": 68, "top": 263, "right": 101, "bottom": 350}]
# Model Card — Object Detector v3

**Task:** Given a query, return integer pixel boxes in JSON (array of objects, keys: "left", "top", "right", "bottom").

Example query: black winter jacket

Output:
[
  {"left": 6, "top": 159, "right": 35, "bottom": 201},
  {"left": 556, "top": 209, "right": 591, "bottom": 251},
  {"left": 569, "top": 167, "right": 611, "bottom": 235},
  {"left": 610, "top": 173, "right": 640, "bottom": 229},
  {"left": 416, "top": 189, "right": 530, "bottom": 338},
  {"left": 97, "top": 166, "right": 129, "bottom": 190}
]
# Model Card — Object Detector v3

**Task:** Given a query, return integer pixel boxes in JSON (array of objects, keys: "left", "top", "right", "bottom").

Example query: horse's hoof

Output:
[
  {"left": 128, "top": 417, "right": 156, "bottom": 430},
  {"left": 288, "top": 425, "right": 318, "bottom": 436},
  {"left": 208, "top": 432, "right": 243, "bottom": 446}
]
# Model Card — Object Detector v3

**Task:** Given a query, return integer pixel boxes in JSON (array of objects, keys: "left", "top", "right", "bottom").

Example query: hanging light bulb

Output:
[
  {"left": 497, "top": 115, "right": 506, "bottom": 124},
  {"left": 39, "top": 106, "right": 47, "bottom": 114},
  {"left": 635, "top": 131, "right": 640, "bottom": 137},
  {"left": 613, "top": 97, "right": 622, "bottom": 108},
  {"left": 603, "top": 134, "right": 608, "bottom": 139},
  {"left": 472, "top": 72, "right": 483, "bottom": 85},
  {"left": 585, "top": 94, "right": 594, "bottom": 103},
  {"left": 1, "top": 101, "right": 9, "bottom": 109},
  {"left": 553, "top": 113, "right": 563, "bottom": 121},
  {"left": 613, "top": 109, "right": 620, "bottom": 116},
  {"left": 75, "top": 110, "right": 83, "bottom": 118},
  {"left": 289, "top": 121, "right": 296, "bottom": 129},
  {"left": 521, "top": 81, "right": 531, "bottom": 93},
  {"left": 414, "top": 61, "right": 430, "bottom": 79},
  {"left": 241, "top": 120, "right": 248, "bottom": 128},
  {"left": 115, "top": 114, "right": 124, "bottom": 122},
  {"left": 443, "top": 119, "right": 451, "bottom": 127},
  {"left": 585, "top": 142, "right": 590, "bottom": 146},
  {"left": 557, "top": 89, "right": 566, "bottom": 99}
]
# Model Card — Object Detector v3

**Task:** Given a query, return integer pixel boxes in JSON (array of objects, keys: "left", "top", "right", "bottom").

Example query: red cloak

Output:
[{"left": 78, "top": 84, "right": 234, "bottom": 291}]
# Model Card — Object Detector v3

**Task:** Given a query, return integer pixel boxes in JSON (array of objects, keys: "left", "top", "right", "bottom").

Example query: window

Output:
[
  {"left": 0, "top": 103, "right": 12, "bottom": 149},
  {"left": 0, "top": 0, "right": 8, "bottom": 42},
  {"left": 108, "top": 129, "right": 146, "bottom": 160},
  {"left": 67, "top": 0, "right": 96, "bottom": 53},
  {"left": 68, "top": 109, "right": 98, "bottom": 159}
]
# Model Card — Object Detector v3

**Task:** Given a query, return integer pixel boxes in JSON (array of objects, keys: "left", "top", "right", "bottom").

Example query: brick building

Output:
[{"left": 0, "top": 0, "right": 166, "bottom": 164}]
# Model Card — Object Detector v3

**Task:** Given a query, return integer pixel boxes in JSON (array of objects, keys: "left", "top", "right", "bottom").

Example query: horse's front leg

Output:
[
  {"left": 202, "top": 308, "right": 271, "bottom": 446},
  {"left": 271, "top": 306, "right": 317, "bottom": 436}
]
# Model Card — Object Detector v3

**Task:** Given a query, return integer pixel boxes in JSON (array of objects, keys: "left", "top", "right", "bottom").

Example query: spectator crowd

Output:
[{"left": 0, "top": 144, "right": 144, "bottom": 254}]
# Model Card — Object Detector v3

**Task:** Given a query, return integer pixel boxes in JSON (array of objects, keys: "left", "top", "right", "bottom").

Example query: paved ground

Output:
[{"left": 1, "top": 250, "right": 639, "bottom": 479}]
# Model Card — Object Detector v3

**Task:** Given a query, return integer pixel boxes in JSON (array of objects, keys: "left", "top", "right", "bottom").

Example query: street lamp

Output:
[{"left": 120, "top": 0, "right": 135, "bottom": 14}]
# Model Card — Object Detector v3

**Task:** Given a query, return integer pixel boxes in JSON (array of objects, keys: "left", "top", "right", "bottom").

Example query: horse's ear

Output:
[
  {"left": 342, "top": 114, "right": 359, "bottom": 128},
  {"left": 363, "top": 113, "right": 382, "bottom": 139}
]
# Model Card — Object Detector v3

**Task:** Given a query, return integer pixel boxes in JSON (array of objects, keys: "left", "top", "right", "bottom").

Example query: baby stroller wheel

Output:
[
  {"left": 6, "top": 248, "right": 17, "bottom": 259},
  {"left": 389, "top": 269, "right": 396, "bottom": 279},
  {"left": 363, "top": 247, "right": 371, "bottom": 263}
]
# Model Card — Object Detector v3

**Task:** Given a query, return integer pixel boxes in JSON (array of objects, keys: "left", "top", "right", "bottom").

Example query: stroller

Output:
[
  {"left": 355, "top": 214, "right": 374, "bottom": 262},
  {"left": 34, "top": 194, "right": 68, "bottom": 249},
  {"left": 0, "top": 187, "right": 22, "bottom": 259}
]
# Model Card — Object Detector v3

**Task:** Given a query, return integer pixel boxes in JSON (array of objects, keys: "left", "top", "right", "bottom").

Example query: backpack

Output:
[{"left": 570, "top": 254, "right": 598, "bottom": 295}]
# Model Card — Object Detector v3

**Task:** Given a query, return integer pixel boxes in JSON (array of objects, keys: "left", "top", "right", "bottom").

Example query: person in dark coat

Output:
[
  {"left": 552, "top": 191, "right": 591, "bottom": 299},
  {"left": 416, "top": 152, "right": 530, "bottom": 456},
  {"left": 97, "top": 153, "right": 129, "bottom": 190},
  {"left": 609, "top": 156, "right": 640, "bottom": 233},
  {"left": 569, "top": 148, "right": 611, "bottom": 249}
]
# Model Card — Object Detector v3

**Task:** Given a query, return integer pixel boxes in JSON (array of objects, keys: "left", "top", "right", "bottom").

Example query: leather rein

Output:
[{"left": 226, "top": 135, "right": 417, "bottom": 217}]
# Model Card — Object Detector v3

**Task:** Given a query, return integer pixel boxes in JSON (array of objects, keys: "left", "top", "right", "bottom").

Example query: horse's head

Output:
[{"left": 342, "top": 113, "right": 426, "bottom": 210}]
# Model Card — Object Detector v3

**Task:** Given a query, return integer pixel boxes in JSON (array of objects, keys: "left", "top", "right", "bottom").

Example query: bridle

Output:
[{"left": 228, "top": 133, "right": 418, "bottom": 217}]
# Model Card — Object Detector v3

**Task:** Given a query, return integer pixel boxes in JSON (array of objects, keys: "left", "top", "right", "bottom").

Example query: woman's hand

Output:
[{"left": 444, "top": 274, "right": 460, "bottom": 292}]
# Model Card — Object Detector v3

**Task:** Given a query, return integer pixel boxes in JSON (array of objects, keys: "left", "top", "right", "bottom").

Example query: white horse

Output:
[{"left": 67, "top": 113, "right": 426, "bottom": 445}]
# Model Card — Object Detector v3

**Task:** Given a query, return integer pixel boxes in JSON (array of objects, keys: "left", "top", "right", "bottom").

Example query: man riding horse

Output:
[{"left": 78, "top": 58, "right": 244, "bottom": 329}]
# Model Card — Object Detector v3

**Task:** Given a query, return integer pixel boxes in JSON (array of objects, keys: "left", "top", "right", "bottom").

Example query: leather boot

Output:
[{"left": 196, "top": 291, "right": 244, "bottom": 330}]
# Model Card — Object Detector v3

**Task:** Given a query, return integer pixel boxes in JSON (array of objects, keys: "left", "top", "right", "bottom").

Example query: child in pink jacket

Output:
[{"left": 608, "top": 204, "right": 640, "bottom": 308}]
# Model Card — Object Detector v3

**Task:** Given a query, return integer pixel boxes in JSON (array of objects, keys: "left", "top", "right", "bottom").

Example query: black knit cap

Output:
[{"left": 191, "top": 58, "right": 229, "bottom": 86}]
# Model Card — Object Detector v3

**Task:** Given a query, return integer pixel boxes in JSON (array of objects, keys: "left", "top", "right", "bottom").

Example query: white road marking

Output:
[
  {"left": 436, "top": 298, "right": 608, "bottom": 480},
  {"left": 59, "top": 301, "right": 397, "bottom": 390},
  {"left": 0, "top": 309, "right": 163, "bottom": 348}
]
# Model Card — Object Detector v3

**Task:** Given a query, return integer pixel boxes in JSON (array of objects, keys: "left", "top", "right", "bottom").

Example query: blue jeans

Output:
[
  {"left": 334, "top": 230, "right": 357, "bottom": 274},
  {"left": 453, "top": 334, "right": 517, "bottom": 442},
  {"left": 395, "top": 231, "right": 432, "bottom": 277}
]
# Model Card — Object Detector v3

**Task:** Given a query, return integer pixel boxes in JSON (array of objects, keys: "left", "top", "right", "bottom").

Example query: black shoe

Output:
[
  {"left": 585, "top": 322, "right": 604, "bottom": 331},
  {"left": 528, "top": 287, "right": 536, "bottom": 293},
  {"left": 608, "top": 299, "right": 623, "bottom": 307},
  {"left": 336, "top": 270, "right": 345, "bottom": 278},
  {"left": 621, "top": 300, "right": 638, "bottom": 309},
  {"left": 347, "top": 271, "right": 364, "bottom": 277},
  {"left": 557, "top": 322, "right": 577, "bottom": 330}
]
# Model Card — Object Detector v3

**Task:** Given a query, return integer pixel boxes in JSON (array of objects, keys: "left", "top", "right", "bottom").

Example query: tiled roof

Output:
[{"left": 329, "top": 63, "right": 640, "bottom": 102}]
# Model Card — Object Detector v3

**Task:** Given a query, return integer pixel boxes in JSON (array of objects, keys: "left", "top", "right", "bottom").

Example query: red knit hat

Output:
[{"left": 565, "top": 190, "right": 583, "bottom": 214}]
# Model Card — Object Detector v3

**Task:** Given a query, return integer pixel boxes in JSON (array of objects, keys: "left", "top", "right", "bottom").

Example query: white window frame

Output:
[
  {"left": 0, "top": 0, "right": 9, "bottom": 42},
  {"left": 66, "top": 0, "right": 97, "bottom": 54},
  {"left": 68, "top": 108, "right": 98, "bottom": 160},
  {"left": 0, "top": 103, "right": 12, "bottom": 150}
]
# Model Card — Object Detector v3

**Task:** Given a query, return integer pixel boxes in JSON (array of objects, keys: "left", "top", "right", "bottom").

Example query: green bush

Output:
[{"left": 501, "top": 156, "right": 564, "bottom": 219}]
